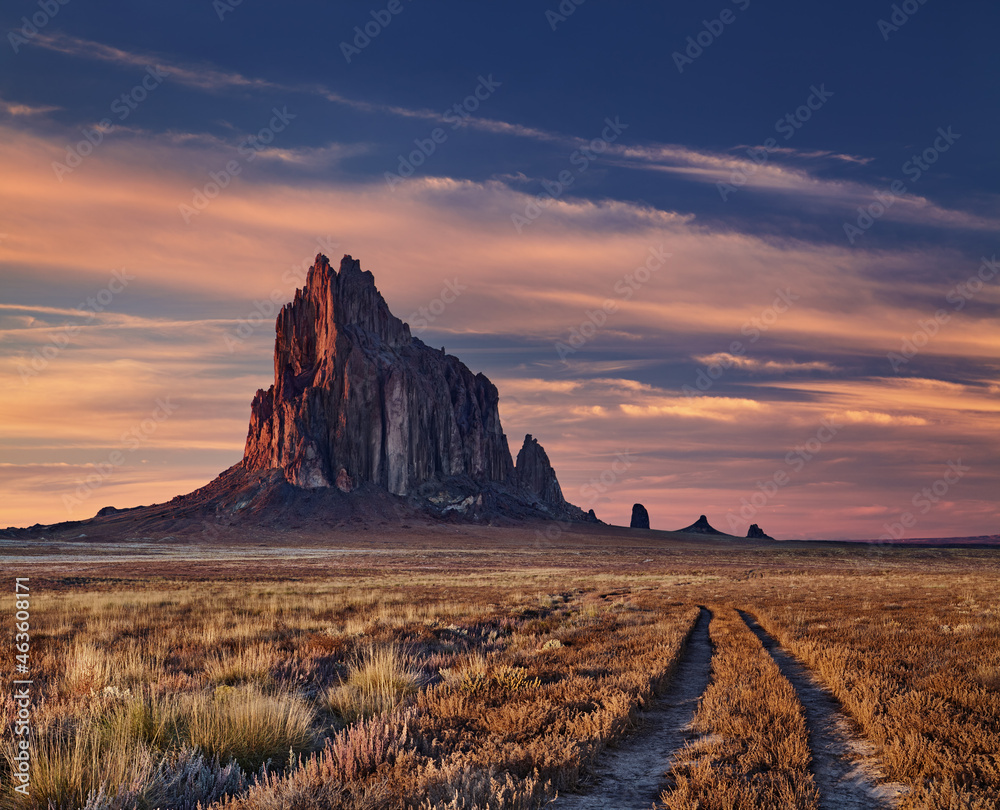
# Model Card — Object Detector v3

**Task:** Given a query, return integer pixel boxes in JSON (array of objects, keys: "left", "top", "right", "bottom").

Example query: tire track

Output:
[
  {"left": 738, "top": 610, "right": 904, "bottom": 810},
  {"left": 553, "top": 606, "right": 713, "bottom": 810}
]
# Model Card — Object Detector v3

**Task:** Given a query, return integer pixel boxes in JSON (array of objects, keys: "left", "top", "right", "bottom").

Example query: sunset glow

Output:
[{"left": 2, "top": 5, "right": 997, "bottom": 539}]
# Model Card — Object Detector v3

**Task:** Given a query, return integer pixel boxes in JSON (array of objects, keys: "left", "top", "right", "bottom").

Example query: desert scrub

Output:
[
  {"left": 1, "top": 714, "right": 160, "bottom": 810},
  {"left": 205, "top": 644, "right": 276, "bottom": 687},
  {"left": 215, "top": 709, "right": 416, "bottom": 810},
  {"left": 757, "top": 590, "right": 1000, "bottom": 809},
  {"left": 324, "top": 644, "right": 424, "bottom": 723},
  {"left": 659, "top": 607, "right": 820, "bottom": 810},
  {"left": 211, "top": 602, "right": 698, "bottom": 808},
  {"left": 1, "top": 723, "right": 250, "bottom": 810}
]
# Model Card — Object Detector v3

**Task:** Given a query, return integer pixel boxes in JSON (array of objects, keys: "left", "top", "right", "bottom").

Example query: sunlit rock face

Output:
[{"left": 244, "top": 254, "right": 517, "bottom": 495}]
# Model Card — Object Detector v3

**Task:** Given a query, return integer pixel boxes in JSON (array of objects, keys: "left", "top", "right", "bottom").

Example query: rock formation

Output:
[
  {"left": 747, "top": 523, "right": 774, "bottom": 540},
  {"left": 514, "top": 435, "right": 565, "bottom": 507},
  {"left": 677, "top": 514, "right": 727, "bottom": 535},
  {"left": 245, "top": 255, "right": 515, "bottom": 494},
  {"left": 4, "top": 252, "right": 595, "bottom": 539},
  {"left": 630, "top": 503, "right": 650, "bottom": 529},
  {"left": 243, "top": 254, "right": 588, "bottom": 521}
]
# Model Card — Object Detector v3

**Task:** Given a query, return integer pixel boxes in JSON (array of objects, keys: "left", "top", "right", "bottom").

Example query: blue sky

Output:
[{"left": 1, "top": 0, "right": 998, "bottom": 538}]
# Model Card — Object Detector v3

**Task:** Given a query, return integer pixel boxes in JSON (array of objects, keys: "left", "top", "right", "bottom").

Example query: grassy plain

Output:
[{"left": 1, "top": 525, "right": 997, "bottom": 808}]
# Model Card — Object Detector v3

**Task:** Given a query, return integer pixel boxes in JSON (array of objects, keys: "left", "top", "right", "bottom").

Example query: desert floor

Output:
[{"left": 2, "top": 524, "right": 998, "bottom": 809}]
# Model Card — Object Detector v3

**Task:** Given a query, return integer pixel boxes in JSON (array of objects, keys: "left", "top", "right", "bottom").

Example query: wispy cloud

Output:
[
  {"left": 0, "top": 98, "right": 59, "bottom": 117},
  {"left": 694, "top": 353, "right": 837, "bottom": 374},
  {"left": 28, "top": 33, "right": 998, "bottom": 239},
  {"left": 608, "top": 142, "right": 999, "bottom": 232},
  {"left": 34, "top": 33, "right": 282, "bottom": 93},
  {"left": 31, "top": 34, "right": 565, "bottom": 142}
]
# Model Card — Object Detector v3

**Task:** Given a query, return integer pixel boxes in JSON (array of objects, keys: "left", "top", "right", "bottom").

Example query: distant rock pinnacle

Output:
[
  {"left": 515, "top": 435, "right": 565, "bottom": 507},
  {"left": 630, "top": 503, "right": 650, "bottom": 529}
]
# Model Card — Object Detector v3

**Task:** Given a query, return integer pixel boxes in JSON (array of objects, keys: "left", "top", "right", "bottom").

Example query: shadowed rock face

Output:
[
  {"left": 515, "top": 434, "right": 565, "bottom": 507},
  {"left": 747, "top": 523, "right": 774, "bottom": 540},
  {"left": 245, "top": 254, "right": 516, "bottom": 494},
  {"left": 630, "top": 503, "right": 650, "bottom": 529}
]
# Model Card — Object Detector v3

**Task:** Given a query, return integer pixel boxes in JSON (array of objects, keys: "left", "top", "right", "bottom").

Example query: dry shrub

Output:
[{"left": 217, "top": 710, "right": 416, "bottom": 809}]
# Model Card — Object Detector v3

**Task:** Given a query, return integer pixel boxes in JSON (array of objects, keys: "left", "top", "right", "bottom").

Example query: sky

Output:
[{"left": 0, "top": 1, "right": 998, "bottom": 539}]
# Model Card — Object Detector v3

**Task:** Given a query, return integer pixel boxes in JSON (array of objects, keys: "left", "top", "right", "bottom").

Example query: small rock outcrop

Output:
[
  {"left": 630, "top": 503, "right": 650, "bottom": 529},
  {"left": 677, "top": 514, "right": 727, "bottom": 535},
  {"left": 335, "top": 467, "right": 353, "bottom": 493},
  {"left": 747, "top": 524, "right": 774, "bottom": 540}
]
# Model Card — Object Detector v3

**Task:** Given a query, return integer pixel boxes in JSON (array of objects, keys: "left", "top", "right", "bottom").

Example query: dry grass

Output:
[
  {"left": 0, "top": 547, "right": 997, "bottom": 809},
  {"left": 659, "top": 607, "right": 819, "bottom": 809},
  {"left": 324, "top": 644, "right": 423, "bottom": 722},
  {"left": 756, "top": 580, "right": 1000, "bottom": 808},
  {"left": 3, "top": 716, "right": 159, "bottom": 810}
]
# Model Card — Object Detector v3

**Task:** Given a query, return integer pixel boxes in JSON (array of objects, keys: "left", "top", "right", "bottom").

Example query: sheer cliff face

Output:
[{"left": 244, "top": 254, "right": 515, "bottom": 494}]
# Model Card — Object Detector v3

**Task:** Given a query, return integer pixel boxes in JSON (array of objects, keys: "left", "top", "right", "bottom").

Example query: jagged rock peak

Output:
[
  {"left": 244, "top": 252, "right": 515, "bottom": 494},
  {"left": 747, "top": 523, "right": 774, "bottom": 540},
  {"left": 514, "top": 434, "right": 565, "bottom": 507},
  {"left": 630, "top": 503, "right": 650, "bottom": 529}
]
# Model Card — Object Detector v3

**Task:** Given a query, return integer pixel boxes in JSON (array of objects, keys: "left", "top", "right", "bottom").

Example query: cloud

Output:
[
  {"left": 25, "top": 32, "right": 997, "bottom": 242},
  {"left": 620, "top": 396, "right": 766, "bottom": 421},
  {"left": 610, "top": 142, "right": 1000, "bottom": 233},
  {"left": 0, "top": 98, "right": 59, "bottom": 117},
  {"left": 0, "top": 117, "right": 998, "bottom": 539},
  {"left": 694, "top": 353, "right": 837, "bottom": 374},
  {"left": 33, "top": 33, "right": 284, "bottom": 94},
  {"left": 29, "top": 34, "right": 567, "bottom": 144},
  {"left": 837, "top": 410, "right": 928, "bottom": 426}
]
